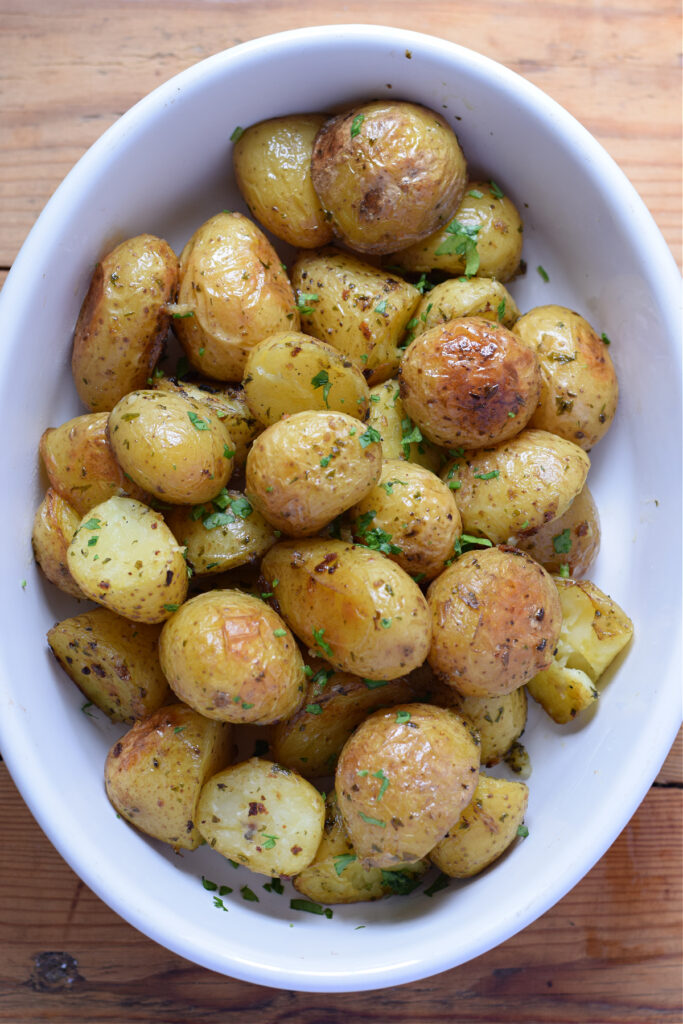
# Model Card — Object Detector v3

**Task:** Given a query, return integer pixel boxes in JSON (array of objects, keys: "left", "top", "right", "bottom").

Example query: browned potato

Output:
[
  {"left": 311, "top": 101, "right": 467, "bottom": 255},
  {"left": 513, "top": 305, "right": 619, "bottom": 450},
  {"left": 429, "top": 775, "right": 529, "bottom": 877},
  {"left": 165, "top": 493, "right": 277, "bottom": 576},
  {"left": 72, "top": 234, "right": 178, "bottom": 412},
  {"left": 47, "top": 608, "right": 169, "bottom": 722},
  {"left": 350, "top": 459, "right": 462, "bottom": 581},
  {"left": 233, "top": 113, "right": 334, "bottom": 248},
  {"left": 335, "top": 703, "right": 480, "bottom": 867},
  {"left": 104, "top": 703, "right": 231, "bottom": 850},
  {"left": 172, "top": 212, "right": 299, "bottom": 381},
  {"left": 513, "top": 484, "right": 600, "bottom": 578},
  {"left": 108, "top": 389, "right": 234, "bottom": 504},
  {"left": 261, "top": 539, "right": 432, "bottom": 680},
  {"left": 39, "top": 413, "right": 148, "bottom": 516},
  {"left": 411, "top": 278, "right": 520, "bottom": 338},
  {"left": 365, "top": 380, "right": 443, "bottom": 473},
  {"left": 435, "top": 687, "right": 528, "bottom": 767},
  {"left": 399, "top": 317, "right": 541, "bottom": 449},
  {"left": 197, "top": 757, "right": 324, "bottom": 876},
  {"left": 290, "top": 248, "right": 420, "bottom": 384},
  {"left": 427, "top": 546, "right": 562, "bottom": 696},
  {"left": 158, "top": 589, "right": 306, "bottom": 724},
  {"left": 31, "top": 488, "right": 85, "bottom": 598},
  {"left": 245, "top": 411, "right": 382, "bottom": 537},
  {"left": 390, "top": 180, "right": 523, "bottom": 281}
]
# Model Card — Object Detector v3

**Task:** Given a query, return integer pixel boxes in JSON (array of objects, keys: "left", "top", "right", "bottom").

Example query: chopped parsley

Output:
[
  {"left": 82, "top": 517, "right": 101, "bottom": 531},
  {"left": 496, "top": 299, "right": 506, "bottom": 322},
  {"left": 187, "top": 410, "right": 210, "bottom": 431},
  {"left": 358, "top": 812, "right": 386, "bottom": 828},
  {"left": 424, "top": 872, "right": 450, "bottom": 897},
  {"left": 473, "top": 470, "right": 500, "bottom": 480},
  {"left": 381, "top": 479, "right": 407, "bottom": 495},
  {"left": 359, "top": 426, "right": 382, "bottom": 448},
  {"left": 380, "top": 869, "right": 422, "bottom": 895},
  {"left": 489, "top": 180, "right": 505, "bottom": 199},
  {"left": 273, "top": 628, "right": 287, "bottom": 638},
  {"left": 517, "top": 824, "right": 529, "bottom": 838},
  {"left": 305, "top": 703, "right": 323, "bottom": 715},
  {"left": 261, "top": 833, "right": 278, "bottom": 850},
  {"left": 240, "top": 886, "right": 259, "bottom": 902},
  {"left": 350, "top": 113, "right": 365, "bottom": 138},
  {"left": 400, "top": 417, "right": 422, "bottom": 458},
  {"left": 395, "top": 710, "right": 411, "bottom": 724},
  {"left": 467, "top": 188, "right": 484, "bottom": 199},
  {"left": 434, "top": 219, "right": 480, "bottom": 276},
  {"left": 559, "top": 563, "right": 570, "bottom": 578},
  {"left": 223, "top": 444, "right": 235, "bottom": 459},
  {"left": 313, "top": 627, "right": 333, "bottom": 657},
  {"left": 230, "top": 126, "right": 244, "bottom": 142},
  {"left": 296, "top": 292, "right": 319, "bottom": 315},
  {"left": 537, "top": 265, "right": 550, "bottom": 282},
  {"left": 263, "top": 877, "right": 284, "bottom": 894},
  {"left": 311, "top": 369, "right": 332, "bottom": 407},
  {"left": 374, "top": 299, "right": 388, "bottom": 315},
  {"left": 163, "top": 603, "right": 180, "bottom": 613},
  {"left": 290, "top": 898, "right": 333, "bottom": 918},
  {"left": 601, "top": 332, "right": 611, "bottom": 345},
  {"left": 380, "top": 618, "right": 392, "bottom": 629},
  {"left": 363, "top": 678, "right": 388, "bottom": 689},
  {"left": 372, "top": 769, "right": 390, "bottom": 800},
  {"left": 552, "top": 528, "right": 572, "bottom": 554},
  {"left": 333, "top": 854, "right": 357, "bottom": 876}
]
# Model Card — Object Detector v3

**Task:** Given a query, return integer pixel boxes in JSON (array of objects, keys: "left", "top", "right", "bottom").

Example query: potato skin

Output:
[
  {"left": 104, "top": 703, "right": 231, "bottom": 850},
  {"left": 47, "top": 608, "right": 169, "bottom": 722},
  {"left": 173, "top": 212, "right": 299, "bottom": 381},
  {"left": 72, "top": 234, "right": 178, "bottom": 412},
  {"left": 427, "top": 546, "right": 562, "bottom": 697},
  {"left": 433, "top": 683, "right": 528, "bottom": 766},
  {"left": 233, "top": 114, "right": 334, "bottom": 248},
  {"left": 311, "top": 101, "right": 467, "bottom": 255},
  {"left": 513, "top": 305, "right": 619, "bottom": 450},
  {"left": 261, "top": 539, "right": 432, "bottom": 680},
  {"left": 158, "top": 589, "right": 306, "bottom": 724},
  {"left": 32, "top": 488, "right": 85, "bottom": 598},
  {"left": 513, "top": 484, "right": 600, "bottom": 578},
  {"left": 411, "top": 278, "right": 520, "bottom": 338},
  {"left": 365, "top": 380, "right": 442, "bottom": 473},
  {"left": 399, "top": 317, "right": 541, "bottom": 448},
  {"left": 108, "top": 389, "right": 234, "bottom": 504},
  {"left": 165, "top": 493, "right": 277, "bottom": 576},
  {"left": 335, "top": 703, "right": 480, "bottom": 867},
  {"left": 245, "top": 411, "right": 382, "bottom": 537}
]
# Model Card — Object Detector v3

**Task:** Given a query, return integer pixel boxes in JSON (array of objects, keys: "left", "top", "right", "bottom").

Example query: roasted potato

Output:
[
  {"left": 335, "top": 703, "right": 480, "bottom": 867},
  {"left": 158, "top": 589, "right": 305, "bottom": 724},
  {"left": 165, "top": 492, "right": 276, "bottom": 576},
  {"left": 72, "top": 233, "right": 178, "bottom": 412},
  {"left": 108, "top": 389, "right": 234, "bottom": 504},
  {"left": 172, "top": 211, "right": 299, "bottom": 381},
  {"left": 399, "top": 317, "right": 541, "bottom": 448},
  {"left": 66, "top": 496, "right": 188, "bottom": 623},
  {"left": 261, "top": 538, "right": 432, "bottom": 680},
  {"left": 512, "top": 484, "right": 600, "bottom": 578},
  {"left": 365, "top": 380, "right": 443, "bottom": 473},
  {"left": 245, "top": 410, "right": 382, "bottom": 536},
  {"left": 311, "top": 100, "right": 467, "bottom": 254},
  {"left": 410, "top": 278, "right": 520, "bottom": 338},
  {"left": 197, "top": 757, "right": 325, "bottom": 876},
  {"left": 429, "top": 775, "right": 529, "bottom": 877},
  {"left": 427, "top": 546, "right": 562, "bottom": 697},
  {"left": 233, "top": 113, "right": 334, "bottom": 248},
  {"left": 47, "top": 608, "right": 169, "bottom": 722},
  {"left": 104, "top": 703, "right": 231, "bottom": 850},
  {"left": 433, "top": 684, "right": 528, "bottom": 766},
  {"left": 513, "top": 305, "right": 619, "bottom": 450},
  {"left": 290, "top": 248, "right": 420, "bottom": 384},
  {"left": 31, "top": 488, "right": 85, "bottom": 598}
]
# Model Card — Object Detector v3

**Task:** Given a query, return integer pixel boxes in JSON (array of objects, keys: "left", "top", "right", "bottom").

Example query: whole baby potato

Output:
[
  {"left": 399, "top": 317, "right": 541, "bottom": 448},
  {"left": 410, "top": 278, "right": 520, "bottom": 339},
  {"left": 108, "top": 389, "right": 234, "bottom": 504},
  {"left": 233, "top": 113, "right": 334, "bottom": 248},
  {"left": 365, "top": 380, "right": 442, "bottom": 473},
  {"left": 335, "top": 703, "right": 480, "bottom": 867},
  {"left": 311, "top": 101, "right": 467, "bottom": 255},
  {"left": 261, "top": 539, "right": 432, "bottom": 680},
  {"left": 513, "top": 305, "right": 619, "bottom": 450},
  {"left": 427, "top": 546, "right": 562, "bottom": 697},
  {"left": 66, "top": 497, "right": 188, "bottom": 623},
  {"left": 158, "top": 589, "right": 306, "bottom": 724},
  {"left": 72, "top": 233, "right": 178, "bottom": 412},
  {"left": 165, "top": 492, "right": 277, "bottom": 576},
  {"left": 433, "top": 683, "right": 528, "bottom": 766},
  {"left": 390, "top": 180, "right": 524, "bottom": 281},
  {"left": 172, "top": 212, "right": 299, "bottom": 381},
  {"left": 32, "top": 488, "right": 85, "bottom": 598},
  {"left": 444, "top": 428, "right": 591, "bottom": 543},
  {"left": 242, "top": 331, "right": 370, "bottom": 425},
  {"left": 350, "top": 459, "right": 462, "bottom": 581},
  {"left": 513, "top": 484, "right": 600, "bottom": 578},
  {"left": 245, "top": 410, "right": 382, "bottom": 536},
  {"left": 105, "top": 703, "right": 231, "bottom": 850}
]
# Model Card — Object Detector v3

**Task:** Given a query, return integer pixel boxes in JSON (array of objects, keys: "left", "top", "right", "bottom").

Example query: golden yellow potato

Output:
[
  {"left": 513, "top": 305, "right": 619, "bottom": 450},
  {"left": 429, "top": 775, "right": 529, "bottom": 877},
  {"left": 172, "top": 211, "right": 299, "bottom": 380},
  {"left": 261, "top": 539, "right": 432, "bottom": 680},
  {"left": 365, "top": 380, "right": 443, "bottom": 473},
  {"left": 72, "top": 233, "right": 178, "bottom": 412},
  {"left": 411, "top": 277, "right": 520, "bottom": 339},
  {"left": 39, "top": 412, "right": 148, "bottom": 515},
  {"left": 427, "top": 546, "right": 562, "bottom": 697},
  {"left": 311, "top": 101, "right": 467, "bottom": 255},
  {"left": 158, "top": 589, "right": 305, "bottom": 724},
  {"left": 242, "top": 331, "right": 370, "bottom": 425},
  {"left": 434, "top": 686, "right": 528, "bottom": 766},
  {"left": 47, "top": 608, "right": 169, "bottom": 722},
  {"left": 245, "top": 410, "right": 382, "bottom": 537},
  {"left": 108, "top": 389, "right": 234, "bottom": 504},
  {"left": 66, "top": 497, "right": 188, "bottom": 623},
  {"left": 399, "top": 317, "right": 541, "bottom": 449},
  {"left": 165, "top": 492, "right": 276, "bottom": 576},
  {"left": 233, "top": 113, "right": 334, "bottom": 248},
  {"left": 197, "top": 758, "right": 325, "bottom": 876},
  {"left": 513, "top": 484, "right": 600, "bottom": 578},
  {"left": 390, "top": 180, "right": 523, "bottom": 281},
  {"left": 104, "top": 703, "right": 231, "bottom": 850},
  {"left": 335, "top": 703, "right": 480, "bottom": 867},
  {"left": 445, "top": 428, "right": 591, "bottom": 543},
  {"left": 31, "top": 488, "right": 85, "bottom": 598},
  {"left": 290, "top": 248, "right": 420, "bottom": 384},
  {"left": 350, "top": 459, "right": 462, "bottom": 581}
]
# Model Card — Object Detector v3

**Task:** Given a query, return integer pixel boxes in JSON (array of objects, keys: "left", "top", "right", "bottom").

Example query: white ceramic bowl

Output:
[{"left": 0, "top": 25, "right": 680, "bottom": 993}]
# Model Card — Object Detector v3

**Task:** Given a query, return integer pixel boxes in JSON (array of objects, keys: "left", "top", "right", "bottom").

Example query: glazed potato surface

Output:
[
  {"left": 165, "top": 493, "right": 277, "bottom": 576},
  {"left": 513, "top": 484, "right": 601, "bottom": 578},
  {"left": 365, "top": 380, "right": 442, "bottom": 473},
  {"left": 411, "top": 278, "right": 520, "bottom": 337}
]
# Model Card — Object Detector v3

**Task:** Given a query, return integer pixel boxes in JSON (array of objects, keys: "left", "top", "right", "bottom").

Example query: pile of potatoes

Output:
[{"left": 33, "top": 99, "right": 633, "bottom": 904}]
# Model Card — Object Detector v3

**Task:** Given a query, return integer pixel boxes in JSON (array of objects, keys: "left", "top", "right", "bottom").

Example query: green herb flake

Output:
[
  {"left": 415, "top": 272, "right": 433, "bottom": 294},
  {"left": 372, "top": 768, "right": 390, "bottom": 800},
  {"left": 230, "top": 126, "right": 244, "bottom": 142},
  {"left": 81, "top": 701, "right": 95, "bottom": 717},
  {"left": 320, "top": 455, "right": 332, "bottom": 468},
  {"left": 396, "top": 710, "right": 411, "bottom": 724},
  {"left": 290, "top": 898, "right": 333, "bottom": 918},
  {"left": 187, "top": 410, "right": 210, "bottom": 431},
  {"left": 213, "top": 896, "right": 229, "bottom": 912},
  {"left": 273, "top": 628, "right": 287, "bottom": 638},
  {"left": 87, "top": 536, "right": 98, "bottom": 547},
  {"left": 359, "top": 426, "right": 382, "bottom": 448},
  {"left": 350, "top": 113, "right": 365, "bottom": 138},
  {"left": 517, "top": 824, "right": 529, "bottom": 838},
  {"left": 381, "top": 478, "right": 407, "bottom": 495},
  {"left": 261, "top": 833, "right": 278, "bottom": 850},
  {"left": 358, "top": 812, "right": 386, "bottom": 828},
  {"left": 202, "top": 876, "right": 218, "bottom": 891},
  {"left": 263, "top": 877, "right": 284, "bottom": 894},
  {"left": 374, "top": 299, "right": 388, "bottom": 315},
  {"left": 467, "top": 188, "right": 484, "bottom": 199},
  {"left": 296, "top": 292, "right": 320, "bottom": 314},
  {"left": 552, "top": 528, "right": 572, "bottom": 554},
  {"left": 163, "top": 603, "right": 180, "bottom": 613},
  {"left": 363, "top": 678, "right": 388, "bottom": 689},
  {"left": 174, "top": 725, "right": 187, "bottom": 734},
  {"left": 313, "top": 627, "right": 333, "bottom": 657},
  {"left": 305, "top": 703, "right": 323, "bottom": 715},
  {"left": 536, "top": 265, "right": 550, "bottom": 282},
  {"left": 434, "top": 219, "right": 480, "bottom": 276},
  {"left": 20, "top": 579, "right": 27, "bottom": 590},
  {"left": 82, "top": 517, "right": 101, "bottom": 531},
  {"left": 240, "top": 885, "right": 259, "bottom": 903},
  {"left": 380, "top": 869, "right": 422, "bottom": 895},
  {"left": 219, "top": 885, "right": 233, "bottom": 896},
  {"left": 601, "top": 332, "right": 611, "bottom": 345},
  {"left": 311, "top": 369, "right": 332, "bottom": 407},
  {"left": 473, "top": 470, "right": 500, "bottom": 480},
  {"left": 559, "top": 563, "right": 570, "bottom": 578},
  {"left": 311, "top": 667, "right": 334, "bottom": 692},
  {"left": 223, "top": 444, "right": 235, "bottom": 460},
  {"left": 424, "top": 872, "right": 450, "bottom": 897},
  {"left": 230, "top": 496, "right": 253, "bottom": 518},
  {"left": 496, "top": 298, "right": 506, "bottom": 322},
  {"left": 489, "top": 180, "right": 505, "bottom": 199},
  {"left": 380, "top": 618, "right": 392, "bottom": 629},
  {"left": 333, "top": 854, "right": 357, "bottom": 876}
]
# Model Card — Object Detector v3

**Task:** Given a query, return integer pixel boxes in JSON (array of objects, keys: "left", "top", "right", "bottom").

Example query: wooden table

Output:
[{"left": 1, "top": 2, "right": 681, "bottom": 1020}]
